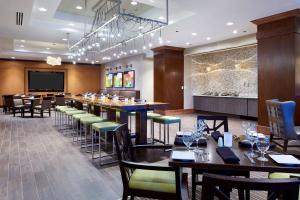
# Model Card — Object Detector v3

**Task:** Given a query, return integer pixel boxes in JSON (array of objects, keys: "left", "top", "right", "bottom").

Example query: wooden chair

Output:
[
  {"left": 266, "top": 99, "right": 300, "bottom": 152},
  {"left": 2, "top": 95, "right": 14, "bottom": 114},
  {"left": 34, "top": 97, "right": 52, "bottom": 117},
  {"left": 192, "top": 115, "right": 249, "bottom": 200},
  {"left": 201, "top": 173, "right": 300, "bottom": 200},
  {"left": 112, "top": 124, "right": 189, "bottom": 200},
  {"left": 12, "top": 97, "right": 26, "bottom": 117},
  {"left": 55, "top": 95, "right": 65, "bottom": 106}
]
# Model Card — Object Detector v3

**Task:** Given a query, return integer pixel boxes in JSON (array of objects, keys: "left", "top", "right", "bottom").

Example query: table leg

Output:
[
  {"left": 135, "top": 110, "right": 147, "bottom": 145},
  {"left": 106, "top": 108, "right": 116, "bottom": 121}
]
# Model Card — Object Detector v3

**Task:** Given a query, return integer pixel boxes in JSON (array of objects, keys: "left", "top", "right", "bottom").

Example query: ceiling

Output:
[{"left": 0, "top": 0, "right": 299, "bottom": 64}]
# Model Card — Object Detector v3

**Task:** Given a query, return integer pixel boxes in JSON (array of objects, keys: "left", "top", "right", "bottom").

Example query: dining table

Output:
[
  {"left": 21, "top": 97, "right": 41, "bottom": 118},
  {"left": 169, "top": 136, "right": 300, "bottom": 174},
  {"left": 70, "top": 96, "right": 169, "bottom": 145}
]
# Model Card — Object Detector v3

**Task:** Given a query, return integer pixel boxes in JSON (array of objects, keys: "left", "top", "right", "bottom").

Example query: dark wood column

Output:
[
  {"left": 252, "top": 9, "right": 300, "bottom": 126},
  {"left": 152, "top": 46, "right": 184, "bottom": 110}
]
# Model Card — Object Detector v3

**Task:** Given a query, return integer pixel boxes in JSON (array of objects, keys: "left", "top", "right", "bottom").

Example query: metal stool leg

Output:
[
  {"left": 163, "top": 124, "right": 166, "bottom": 144},
  {"left": 167, "top": 124, "right": 170, "bottom": 144}
]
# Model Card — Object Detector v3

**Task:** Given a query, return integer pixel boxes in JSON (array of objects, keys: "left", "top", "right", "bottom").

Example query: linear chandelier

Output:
[{"left": 69, "top": 0, "right": 169, "bottom": 64}]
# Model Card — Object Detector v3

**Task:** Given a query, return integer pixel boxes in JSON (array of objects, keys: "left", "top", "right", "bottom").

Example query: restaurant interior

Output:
[{"left": 1, "top": 0, "right": 300, "bottom": 199}]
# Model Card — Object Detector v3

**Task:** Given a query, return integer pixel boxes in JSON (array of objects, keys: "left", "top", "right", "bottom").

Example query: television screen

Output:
[
  {"left": 113, "top": 72, "right": 123, "bottom": 88},
  {"left": 28, "top": 71, "right": 64, "bottom": 92},
  {"left": 105, "top": 73, "right": 113, "bottom": 88},
  {"left": 123, "top": 70, "right": 135, "bottom": 88}
]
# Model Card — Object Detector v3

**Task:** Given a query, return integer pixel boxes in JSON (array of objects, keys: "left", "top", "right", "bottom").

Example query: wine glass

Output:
[
  {"left": 183, "top": 132, "right": 194, "bottom": 151},
  {"left": 247, "top": 124, "right": 258, "bottom": 158},
  {"left": 241, "top": 121, "right": 251, "bottom": 135},
  {"left": 257, "top": 135, "right": 270, "bottom": 162}
]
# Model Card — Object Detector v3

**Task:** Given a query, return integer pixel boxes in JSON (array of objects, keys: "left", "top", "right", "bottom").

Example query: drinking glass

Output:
[
  {"left": 183, "top": 132, "right": 194, "bottom": 151},
  {"left": 256, "top": 136, "right": 270, "bottom": 162},
  {"left": 247, "top": 124, "right": 258, "bottom": 158},
  {"left": 241, "top": 121, "right": 251, "bottom": 135}
]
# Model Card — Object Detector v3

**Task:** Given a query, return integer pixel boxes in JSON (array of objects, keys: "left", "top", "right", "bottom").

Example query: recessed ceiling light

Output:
[
  {"left": 166, "top": 40, "right": 171, "bottom": 43},
  {"left": 69, "top": 23, "right": 75, "bottom": 26},
  {"left": 20, "top": 40, "right": 25, "bottom": 43},
  {"left": 158, "top": 16, "right": 165, "bottom": 20},
  {"left": 191, "top": 32, "right": 197, "bottom": 36},
  {"left": 206, "top": 37, "right": 211, "bottom": 41},
  {"left": 96, "top": 61, "right": 99, "bottom": 63},
  {"left": 38, "top": 7, "right": 47, "bottom": 12},
  {"left": 62, "top": 38, "right": 67, "bottom": 41},
  {"left": 186, "top": 42, "right": 191, "bottom": 45},
  {"left": 20, "top": 45, "right": 24, "bottom": 48},
  {"left": 226, "top": 22, "right": 234, "bottom": 26},
  {"left": 168, "top": 20, "right": 174, "bottom": 25},
  {"left": 76, "top": 5, "right": 83, "bottom": 10},
  {"left": 72, "top": 61, "right": 76, "bottom": 64},
  {"left": 46, "top": 47, "right": 50, "bottom": 50},
  {"left": 233, "top": 30, "right": 238, "bottom": 34},
  {"left": 131, "top": 1, "right": 138, "bottom": 6},
  {"left": 11, "top": 57, "right": 15, "bottom": 59}
]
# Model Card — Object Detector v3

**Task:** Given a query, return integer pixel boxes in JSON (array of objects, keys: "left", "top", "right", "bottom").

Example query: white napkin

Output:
[{"left": 172, "top": 151, "right": 195, "bottom": 161}]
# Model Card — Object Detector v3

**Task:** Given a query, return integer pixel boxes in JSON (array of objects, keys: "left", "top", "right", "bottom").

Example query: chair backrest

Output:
[
  {"left": 74, "top": 101, "right": 83, "bottom": 110},
  {"left": 201, "top": 173, "right": 300, "bottom": 200},
  {"left": 55, "top": 95, "right": 65, "bottom": 106},
  {"left": 3, "top": 95, "right": 14, "bottom": 107},
  {"left": 113, "top": 124, "right": 135, "bottom": 162},
  {"left": 266, "top": 99, "right": 297, "bottom": 139},
  {"left": 197, "top": 115, "right": 229, "bottom": 134},
  {"left": 13, "top": 98, "right": 23, "bottom": 106},
  {"left": 41, "top": 97, "right": 52, "bottom": 109}
]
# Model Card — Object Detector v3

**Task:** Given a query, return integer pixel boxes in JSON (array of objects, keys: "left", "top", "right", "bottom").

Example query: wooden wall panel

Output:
[
  {"left": 153, "top": 46, "right": 184, "bottom": 110},
  {"left": 252, "top": 9, "right": 300, "bottom": 126},
  {"left": 0, "top": 60, "right": 105, "bottom": 105}
]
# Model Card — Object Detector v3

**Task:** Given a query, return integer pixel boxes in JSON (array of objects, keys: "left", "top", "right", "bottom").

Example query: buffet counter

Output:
[{"left": 193, "top": 95, "right": 258, "bottom": 117}]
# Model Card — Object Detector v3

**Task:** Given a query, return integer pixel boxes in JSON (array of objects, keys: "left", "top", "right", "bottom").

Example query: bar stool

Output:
[
  {"left": 152, "top": 116, "right": 181, "bottom": 144},
  {"left": 72, "top": 113, "right": 96, "bottom": 143},
  {"left": 147, "top": 112, "right": 161, "bottom": 143},
  {"left": 56, "top": 106, "right": 77, "bottom": 128},
  {"left": 91, "top": 121, "right": 120, "bottom": 165},
  {"left": 79, "top": 116, "right": 106, "bottom": 151},
  {"left": 54, "top": 106, "right": 69, "bottom": 125},
  {"left": 64, "top": 109, "right": 86, "bottom": 132},
  {"left": 128, "top": 112, "right": 136, "bottom": 132}
]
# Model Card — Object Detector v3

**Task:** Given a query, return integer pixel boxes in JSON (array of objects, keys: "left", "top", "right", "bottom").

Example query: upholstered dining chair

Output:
[
  {"left": 55, "top": 95, "right": 65, "bottom": 106},
  {"left": 12, "top": 97, "right": 26, "bottom": 117},
  {"left": 34, "top": 97, "right": 52, "bottom": 117},
  {"left": 192, "top": 115, "right": 249, "bottom": 200},
  {"left": 266, "top": 99, "right": 300, "bottom": 152},
  {"left": 201, "top": 173, "right": 300, "bottom": 200},
  {"left": 2, "top": 95, "right": 14, "bottom": 114},
  {"left": 112, "top": 124, "right": 189, "bottom": 200}
]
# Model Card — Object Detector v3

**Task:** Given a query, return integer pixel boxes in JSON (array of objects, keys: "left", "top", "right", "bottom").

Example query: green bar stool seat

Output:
[
  {"left": 91, "top": 121, "right": 120, "bottom": 165},
  {"left": 152, "top": 116, "right": 181, "bottom": 144},
  {"left": 79, "top": 116, "right": 106, "bottom": 150},
  {"left": 54, "top": 106, "right": 70, "bottom": 125},
  {"left": 72, "top": 113, "right": 96, "bottom": 142}
]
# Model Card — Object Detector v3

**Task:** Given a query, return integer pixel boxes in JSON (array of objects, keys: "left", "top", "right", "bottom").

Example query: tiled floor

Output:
[{"left": 0, "top": 110, "right": 264, "bottom": 200}]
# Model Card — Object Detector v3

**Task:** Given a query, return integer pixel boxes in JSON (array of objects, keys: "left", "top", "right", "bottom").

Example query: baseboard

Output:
[{"left": 156, "top": 109, "right": 195, "bottom": 116}]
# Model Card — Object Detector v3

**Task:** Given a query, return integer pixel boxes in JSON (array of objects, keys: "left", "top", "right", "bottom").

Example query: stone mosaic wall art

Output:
[{"left": 191, "top": 45, "right": 257, "bottom": 98}]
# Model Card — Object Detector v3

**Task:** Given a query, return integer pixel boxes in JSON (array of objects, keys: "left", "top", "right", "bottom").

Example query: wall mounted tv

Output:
[
  {"left": 105, "top": 73, "right": 113, "bottom": 88},
  {"left": 113, "top": 72, "right": 123, "bottom": 88},
  {"left": 28, "top": 71, "right": 64, "bottom": 92},
  {"left": 123, "top": 70, "right": 135, "bottom": 88}
]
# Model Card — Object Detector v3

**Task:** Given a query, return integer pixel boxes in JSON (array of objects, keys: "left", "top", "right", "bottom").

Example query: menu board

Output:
[{"left": 123, "top": 70, "right": 135, "bottom": 88}]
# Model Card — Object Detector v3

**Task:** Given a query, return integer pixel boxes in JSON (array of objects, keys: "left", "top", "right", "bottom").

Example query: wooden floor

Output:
[{"left": 0, "top": 110, "right": 267, "bottom": 200}]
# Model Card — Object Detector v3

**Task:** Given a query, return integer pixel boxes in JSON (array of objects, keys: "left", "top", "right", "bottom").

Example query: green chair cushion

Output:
[
  {"left": 152, "top": 116, "right": 181, "bottom": 124},
  {"left": 269, "top": 172, "right": 300, "bottom": 199},
  {"left": 61, "top": 108, "right": 78, "bottom": 113},
  {"left": 73, "top": 113, "right": 95, "bottom": 120},
  {"left": 56, "top": 106, "right": 70, "bottom": 111},
  {"left": 65, "top": 110, "right": 85, "bottom": 116},
  {"left": 80, "top": 117, "right": 106, "bottom": 125},
  {"left": 129, "top": 169, "right": 176, "bottom": 193},
  {"left": 92, "top": 121, "right": 120, "bottom": 132},
  {"left": 147, "top": 112, "right": 161, "bottom": 119}
]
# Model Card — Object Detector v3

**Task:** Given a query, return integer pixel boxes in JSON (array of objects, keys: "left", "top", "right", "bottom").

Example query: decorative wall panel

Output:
[{"left": 191, "top": 45, "right": 257, "bottom": 98}]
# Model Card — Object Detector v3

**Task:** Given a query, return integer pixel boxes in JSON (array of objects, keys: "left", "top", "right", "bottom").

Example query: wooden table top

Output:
[
  {"left": 70, "top": 96, "right": 169, "bottom": 111},
  {"left": 169, "top": 136, "right": 300, "bottom": 173}
]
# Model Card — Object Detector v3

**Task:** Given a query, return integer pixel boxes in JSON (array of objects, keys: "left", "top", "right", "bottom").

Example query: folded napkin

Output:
[
  {"left": 211, "top": 131, "right": 223, "bottom": 142},
  {"left": 216, "top": 147, "right": 240, "bottom": 164},
  {"left": 174, "top": 136, "right": 207, "bottom": 147},
  {"left": 238, "top": 140, "right": 276, "bottom": 149}
]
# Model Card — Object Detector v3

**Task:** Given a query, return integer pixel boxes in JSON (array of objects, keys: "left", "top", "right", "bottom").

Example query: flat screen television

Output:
[
  {"left": 105, "top": 73, "right": 113, "bottom": 88},
  {"left": 123, "top": 70, "right": 135, "bottom": 88},
  {"left": 28, "top": 71, "right": 64, "bottom": 92},
  {"left": 113, "top": 72, "right": 123, "bottom": 88}
]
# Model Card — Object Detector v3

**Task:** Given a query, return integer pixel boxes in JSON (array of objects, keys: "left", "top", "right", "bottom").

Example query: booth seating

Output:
[{"left": 152, "top": 116, "right": 181, "bottom": 144}]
